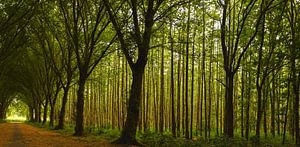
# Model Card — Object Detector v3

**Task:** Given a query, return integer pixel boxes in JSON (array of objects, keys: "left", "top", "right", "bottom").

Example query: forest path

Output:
[{"left": 0, "top": 123, "right": 124, "bottom": 147}]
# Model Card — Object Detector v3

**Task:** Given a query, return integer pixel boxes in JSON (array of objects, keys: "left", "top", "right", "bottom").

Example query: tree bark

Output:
[
  {"left": 114, "top": 69, "right": 144, "bottom": 145},
  {"left": 42, "top": 97, "right": 49, "bottom": 125},
  {"left": 224, "top": 71, "right": 234, "bottom": 138},
  {"left": 74, "top": 74, "right": 87, "bottom": 136},
  {"left": 170, "top": 22, "right": 176, "bottom": 137},
  {"left": 56, "top": 85, "right": 70, "bottom": 129},
  {"left": 289, "top": 1, "right": 299, "bottom": 144}
]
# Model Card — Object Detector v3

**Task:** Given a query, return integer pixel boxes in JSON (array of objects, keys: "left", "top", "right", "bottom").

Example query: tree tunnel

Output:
[
  {"left": 0, "top": 82, "right": 30, "bottom": 120},
  {"left": 0, "top": 78, "right": 34, "bottom": 121},
  {"left": 6, "top": 96, "right": 28, "bottom": 121},
  {"left": 0, "top": 47, "right": 44, "bottom": 121}
]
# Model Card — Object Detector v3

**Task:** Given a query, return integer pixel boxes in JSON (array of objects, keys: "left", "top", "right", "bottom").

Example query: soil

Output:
[{"left": 0, "top": 122, "right": 127, "bottom": 147}]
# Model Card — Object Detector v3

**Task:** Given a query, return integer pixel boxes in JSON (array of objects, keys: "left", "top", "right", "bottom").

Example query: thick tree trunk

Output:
[
  {"left": 224, "top": 71, "right": 234, "bottom": 138},
  {"left": 57, "top": 85, "right": 70, "bottom": 129},
  {"left": 113, "top": 69, "right": 144, "bottom": 145},
  {"left": 74, "top": 74, "right": 86, "bottom": 136}
]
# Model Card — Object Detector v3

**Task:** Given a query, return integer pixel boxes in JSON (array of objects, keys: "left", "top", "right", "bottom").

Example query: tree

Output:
[
  {"left": 287, "top": 0, "right": 300, "bottom": 144},
  {"left": 58, "top": 0, "right": 115, "bottom": 136},
  {"left": 103, "top": 0, "right": 185, "bottom": 144},
  {"left": 220, "top": 0, "right": 272, "bottom": 137}
]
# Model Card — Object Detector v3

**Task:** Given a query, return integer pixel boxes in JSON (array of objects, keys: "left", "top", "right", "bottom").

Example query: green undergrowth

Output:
[
  {"left": 0, "top": 119, "right": 6, "bottom": 123},
  {"left": 25, "top": 122, "right": 297, "bottom": 147},
  {"left": 0, "top": 119, "right": 23, "bottom": 123},
  {"left": 137, "top": 131, "right": 296, "bottom": 147}
]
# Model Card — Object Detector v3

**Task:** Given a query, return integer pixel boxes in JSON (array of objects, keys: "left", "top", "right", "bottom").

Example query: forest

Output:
[{"left": 0, "top": 0, "right": 299, "bottom": 146}]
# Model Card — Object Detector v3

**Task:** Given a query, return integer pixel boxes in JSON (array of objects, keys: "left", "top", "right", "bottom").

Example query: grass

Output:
[{"left": 24, "top": 122, "right": 298, "bottom": 147}]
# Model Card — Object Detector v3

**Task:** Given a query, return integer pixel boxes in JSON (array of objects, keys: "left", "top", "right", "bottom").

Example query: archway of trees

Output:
[
  {"left": 0, "top": 0, "right": 299, "bottom": 146},
  {"left": 6, "top": 96, "right": 28, "bottom": 121}
]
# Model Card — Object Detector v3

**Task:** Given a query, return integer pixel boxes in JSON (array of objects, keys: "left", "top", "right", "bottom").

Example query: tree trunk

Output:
[
  {"left": 271, "top": 73, "right": 275, "bottom": 137},
  {"left": 113, "top": 69, "right": 144, "bottom": 145},
  {"left": 177, "top": 53, "right": 181, "bottom": 136},
  {"left": 202, "top": 1, "right": 207, "bottom": 139},
  {"left": 159, "top": 35, "right": 164, "bottom": 134},
  {"left": 190, "top": 29, "right": 195, "bottom": 139},
  {"left": 56, "top": 85, "right": 70, "bottom": 129},
  {"left": 241, "top": 68, "right": 244, "bottom": 137},
  {"left": 283, "top": 75, "right": 290, "bottom": 144},
  {"left": 49, "top": 102, "right": 55, "bottom": 127},
  {"left": 42, "top": 97, "right": 49, "bottom": 125},
  {"left": 246, "top": 70, "right": 251, "bottom": 140},
  {"left": 50, "top": 86, "right": 59, "bottom": 127},
  {"left": 216, "top": 50, "right": 220, "bottom": 136},
  {"left": 289, "top": 1, "right": 299, "bottom": 144},
  {"left": 0, "top": 110, "right": 6, "bottom": 120},
  {"left": 29, "top": 106, "right": 34, "bottom": 122},
  {"left": 170, "top": 23, "right": 176, "bottom": 137},
  {"left": 256, "top": 86, "right": 262, "bottom": 138},
  {"left": 74, "top": 74, "right": 87, "bottom": 136},
  {"left": 224, "top": 71, "right": 234, "bottom": 138},
  {"left": 185, "top": 0, "right": 191, "bottom": 139}
]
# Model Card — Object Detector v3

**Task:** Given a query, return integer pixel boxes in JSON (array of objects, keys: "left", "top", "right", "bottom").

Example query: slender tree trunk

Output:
[
  {"left": 42, "top": 97, "right": 49, "bottom": 125},
  {"left": 159, "top": 34, "right": 165, "bottom": 134},
  {"left": 289, "top": 1, "right": 300, "bottom": 144},
  {"left": 256, "top": 87, "right": 263, "bottom": 138},
  {"left": 185, "top": 0, "right": 191, "bottom": 139},
  {"left": 277, "top": 82, "right": 280, "bottom": 135},
  {"left": 170, "top": 23, "right": 176, "bottom": 137},
  {"left": 38, "top": 102, "right": 42, "bottom": 123},
  {"left": 246, "top": 70, "right": 251, "bottom": 140},
  {"left": 271, "top": 71, "right": 276, "bottom": 137},
  {"left": 216, "top": 48, "right": 220, "bottom": 136},
  {"left": 283, "top": 75, "right": 291, "bottom": 144},
  {"left": 255, "top": 12, "right": 265, "bottom": 139},
  {"left": 177, "top": 52, "right": 181, "bottom": 136},
  {"left": 190, "top": 34, "right": 195, "bottom": 139},
  {"left": 263, "top": 85, "right": 268, "bottom": 139},
  {"left": 29, "top": 106, "right": 34, "bottom": 122},
  {"left": 208, "top": 28, "right": 213, "bottom": 138},
  {"left": 49, "top": 102, "right": 56, "bottom": 127},
  {"left": 241, "top": 68, "right": 244, "bottom": 137}
]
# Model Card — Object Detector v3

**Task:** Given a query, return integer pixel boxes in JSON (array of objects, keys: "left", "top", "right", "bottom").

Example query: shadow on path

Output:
[{"left": 7, "top": 123, "right": 26, "bottom": 147}]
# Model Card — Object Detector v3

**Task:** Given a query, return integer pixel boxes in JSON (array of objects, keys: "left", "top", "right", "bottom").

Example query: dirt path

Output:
[{"left": 0, "top": 123, "right": 124, "bottom": 147}]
